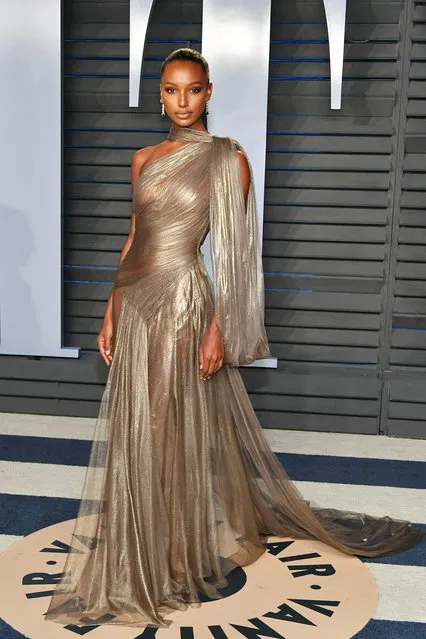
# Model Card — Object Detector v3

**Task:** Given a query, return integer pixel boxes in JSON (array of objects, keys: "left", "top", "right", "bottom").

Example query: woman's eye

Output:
[{"left": 164, "top": 87, "right": 201, "bottom": 94}]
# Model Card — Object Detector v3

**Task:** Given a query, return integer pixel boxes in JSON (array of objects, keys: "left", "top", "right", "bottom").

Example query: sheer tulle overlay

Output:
[{"left": 44, "top": 124, "right": 425, "bottom": 629}]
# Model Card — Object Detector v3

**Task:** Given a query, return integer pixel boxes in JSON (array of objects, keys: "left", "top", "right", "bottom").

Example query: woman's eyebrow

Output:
[{"left": 163, "top": 81, "right": 203, "bottom": 86}]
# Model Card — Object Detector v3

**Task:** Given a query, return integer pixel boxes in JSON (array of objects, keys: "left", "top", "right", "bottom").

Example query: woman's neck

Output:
[{"left": 167, "top": 121, "right": 212, "bottom": 142}]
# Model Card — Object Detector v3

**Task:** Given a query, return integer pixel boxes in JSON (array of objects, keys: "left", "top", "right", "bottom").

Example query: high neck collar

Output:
[{"left": 167, "top": 122, "right": 212, "bottom": 143}]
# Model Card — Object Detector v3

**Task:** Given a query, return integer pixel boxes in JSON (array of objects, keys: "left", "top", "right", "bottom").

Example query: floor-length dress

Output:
[{"left": 44, "top": 124, "right": 424, "bottom": 629}]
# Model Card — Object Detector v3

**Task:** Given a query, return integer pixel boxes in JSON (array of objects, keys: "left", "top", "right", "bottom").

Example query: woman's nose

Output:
[{"left": 177, "top": 91, "right": 188, "bottom": 107}]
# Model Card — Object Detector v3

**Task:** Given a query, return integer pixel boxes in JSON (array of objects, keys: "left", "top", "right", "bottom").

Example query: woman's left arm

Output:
[
  {"left": 199, "top": 150, "right": 251, "bottom": 379},
  {"left": 237, "top": 149, "right": 250, "bottom": 207}
]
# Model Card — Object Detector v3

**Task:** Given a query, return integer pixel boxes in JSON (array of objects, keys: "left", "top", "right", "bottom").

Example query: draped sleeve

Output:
[{"left": 209, "top": 135, "right": 271, "bottom": 366}]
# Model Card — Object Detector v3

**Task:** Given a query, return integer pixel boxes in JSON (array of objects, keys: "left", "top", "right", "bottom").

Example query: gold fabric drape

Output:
[
  {"left": 44, "top": 123, "right": 425, "bottom": 630},
  {"left": 209, "top": 133, "right": 270, "bottom": 364}
]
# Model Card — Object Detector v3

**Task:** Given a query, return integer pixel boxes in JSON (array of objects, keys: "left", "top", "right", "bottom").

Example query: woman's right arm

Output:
[{"left": 97, "top": 147, "right": 153, "bottom": 365}]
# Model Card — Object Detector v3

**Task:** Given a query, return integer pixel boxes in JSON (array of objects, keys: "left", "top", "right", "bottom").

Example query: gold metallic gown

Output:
[{"left": 44, "top": 124, "right": 424, "bottom": 629}]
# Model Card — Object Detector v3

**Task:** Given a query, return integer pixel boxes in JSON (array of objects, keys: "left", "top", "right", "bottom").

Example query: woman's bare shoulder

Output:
[
  {"left": 131, "top": 140, "right": 173, "bottom": 175},
  {"left": 132, "top": 146, "right": 155, "bottom": 171},
  {"left": 130, "top": 146, "right": 156, "bottom": 187}
]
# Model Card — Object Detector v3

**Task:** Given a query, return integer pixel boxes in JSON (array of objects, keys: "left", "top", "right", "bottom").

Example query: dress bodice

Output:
[
  {"left": 113, "top": 122, "right": 271, "bottom": 366},
  {"left": 115, "top": 125, "right": 213, "bottom": 285}
]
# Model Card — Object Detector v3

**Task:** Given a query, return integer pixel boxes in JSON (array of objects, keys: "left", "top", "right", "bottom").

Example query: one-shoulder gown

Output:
[{"left": 44, "top": 124, "right": 425, "bottom": 629}]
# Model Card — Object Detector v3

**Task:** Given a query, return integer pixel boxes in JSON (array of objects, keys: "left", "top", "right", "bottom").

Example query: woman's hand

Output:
[
  {"left": 97, "top": 318, "right": 114, "bottom": 366},
  {"left": 199, "top": 321, "right": 224, "bottom": 380}
]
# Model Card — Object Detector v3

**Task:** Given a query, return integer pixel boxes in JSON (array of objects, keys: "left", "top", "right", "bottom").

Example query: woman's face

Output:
[{"left": 160, "top": 60, "right": 212, "bottom": 127}]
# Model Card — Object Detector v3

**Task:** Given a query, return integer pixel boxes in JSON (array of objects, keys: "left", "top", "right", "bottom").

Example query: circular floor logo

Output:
[{"left": 0, "top": 519, "right": 378, "bottom": 638}]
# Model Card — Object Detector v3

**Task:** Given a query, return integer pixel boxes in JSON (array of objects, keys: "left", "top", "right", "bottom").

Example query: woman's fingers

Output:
[
  {"left": 200, "top": 353, "right": 213, "bottom": 380},
  {"left": 105, "top": 347, "right": 113, "bottom": 365},
  {"left": 104, "top": 335, "right": 112, "bottom": 361},
  {"left": 199, "top": 352, "right": 205, "bottom": 378},
  {"left": 199, "top": 347, "right": 224, "bottom": 380},
  {"left": 200, "top": 360, "right": 210, "bottom": 380},
  {"left": 206, "top": 361, "right": 216, "bottom": 379},
  {"left": 98, "top": 334, "right": 113, "bottom": 366},
  {"left": 215, "top": 357, "right": 224, "bottom": 373},
  {"left": 98, "top": 340, "right": 107, "bottom": 365},
  {"left": 211, "top": 355, "right": 224, "bottom": 375},
  {"left": 204, "top": 357, "right": 222, "bottom": 379},
  {"left": 99, "top": 343, "right": 110, "bottom": 366}
]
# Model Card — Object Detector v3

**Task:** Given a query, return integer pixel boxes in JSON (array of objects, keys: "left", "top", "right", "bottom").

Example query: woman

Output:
[{"left": 44, "top": 48, "right": 424, "bottom": 630}]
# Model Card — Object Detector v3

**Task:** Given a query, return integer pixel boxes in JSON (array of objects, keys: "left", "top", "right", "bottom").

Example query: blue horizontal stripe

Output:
[
  {"left": 0, "top": 435, "right": 92, "bottom": 467},
  {"left": 270, "top": 57, "right": 329, "bottom": 62},
  {"left": 66, "top": 55, "right": 129, "bottom": 61},
  {"left": 270, "top": 75, "right": 328, "bottom": 80},
  {"left": 0, "top": 491, "right": 424, "bottom": 567},
  {"left": 64, "top": 37, "right": 130, "bottom": 43},
  {"left": 363, "top": 525, "right": 426, "bottom": 567},
  {"left": 0, "top": 610, "right": 425, "bottom": 638},
  {"left": 265, "top": 167, "right": 322, "bottom": 171},
  {"left": 266, "top": 287, "right": 314, "bottom": 291},
  {"left": 65, "top": 37, "right": 201, "bottom": 44},
  {"left": 0, "top": 493, "right": 79, "bottom": 536},
  {"left": 270, "top": 39, "right": 327, "bottom": 43},
  {"left": 64, "top": 145, "right": 160, "bottom": 151},
  {"left": 64, "top": 279, "right": 114, "bottom": 284},
  {"left": 1, "top": 435, "right": 425, "bottom": 490},
  {"left": 275, "top": 452, "right": 426, "bottom": 489},
  {"left": 65, "top": 178, "right": 124, "bottom": 185},
  {"left": 146, "top": 38, "right": 201, "bottom": 43},
  {"left": 67, "top": 72, "right": 387, "bottom": 82},
  {"left": 5, "top": 616, "right": 425, "bottom": 639},
  {"left": 65, "top": 264, "right": 117, "bottom": 270},
  {"left": 354, "top": 620, "right": 426, "bottom": 638},
  {"left": 263, "top": 57, "right": 395, "bottom": 63},
  {"left": 65, "top": 73, "right": 128, "bottom": 78},
  {"left": 0, "top": 616, "right": 425, "bottom": 639}
]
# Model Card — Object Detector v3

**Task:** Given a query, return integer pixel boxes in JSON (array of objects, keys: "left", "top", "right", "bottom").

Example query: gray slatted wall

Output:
[
  {"left": 258, "top": 0, "right": 396, "bottom": 435},
  {"left": 0, "top": 0, "right": 425, "bottom": 438},
  {"left": 387, "top": 0, "right": 426, "bottom": 437}
]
